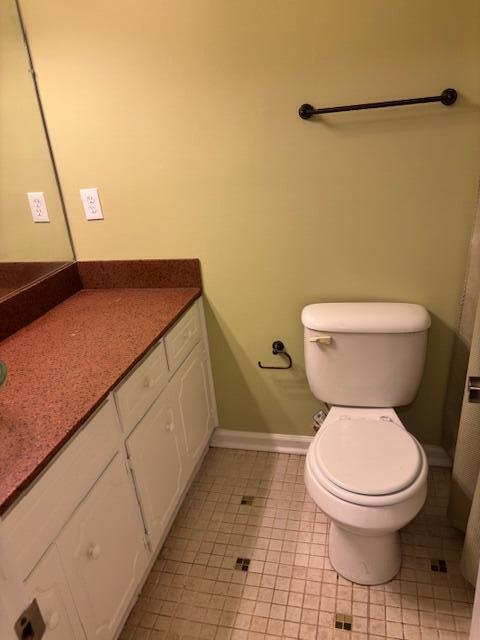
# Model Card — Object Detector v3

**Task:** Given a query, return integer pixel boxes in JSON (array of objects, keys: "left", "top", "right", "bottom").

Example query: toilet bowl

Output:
[{"left": 305, "top": 406, "right": 428, "bottom": 585}]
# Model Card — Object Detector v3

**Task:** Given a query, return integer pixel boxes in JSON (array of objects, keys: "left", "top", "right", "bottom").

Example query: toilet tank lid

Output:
[{"left": 301, "top": 302, "right": 431, "bottom": 333}]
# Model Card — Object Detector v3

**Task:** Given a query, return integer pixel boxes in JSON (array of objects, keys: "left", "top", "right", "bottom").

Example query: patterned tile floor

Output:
[{"left": 119, "top": 449, "right": 474, "bottom": 640}]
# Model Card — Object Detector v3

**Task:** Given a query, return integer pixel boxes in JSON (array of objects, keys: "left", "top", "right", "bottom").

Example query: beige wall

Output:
[
  {"left": 21, "top": 0, "right": 480, "bottom": 443},
  {"left": 0, "top": 0, "right": 73, "bottom": 263}
]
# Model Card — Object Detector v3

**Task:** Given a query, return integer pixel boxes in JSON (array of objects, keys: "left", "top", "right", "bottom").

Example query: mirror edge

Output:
[{"left": 13, "top": 0, "right": 77, "bottom": 263}]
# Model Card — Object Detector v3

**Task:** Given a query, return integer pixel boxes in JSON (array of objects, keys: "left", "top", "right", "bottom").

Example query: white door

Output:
[
  {"left": 126, "top": 384, "right": 185, "bottom": 551},
  {"left": 172, "top": 341, "right": 215, "bottom": 465},
  {"left": 56, "top": 455, "right": 148, "bottom": 640},
  {"left": 25, "top": 544, "right": 85, "bottom": 639}
]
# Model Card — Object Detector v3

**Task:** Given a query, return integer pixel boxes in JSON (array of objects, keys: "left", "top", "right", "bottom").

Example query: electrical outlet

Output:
[
  {"left": 27, "top": 192, "right": 50, "bottom": 223},
  {"left": 80, "top": 188, "right": 104, "bottom": 220}
]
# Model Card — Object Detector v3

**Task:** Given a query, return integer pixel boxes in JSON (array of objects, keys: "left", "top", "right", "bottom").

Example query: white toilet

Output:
[{"left": 301, "top": 302, "right": 431, "bottom": 585}]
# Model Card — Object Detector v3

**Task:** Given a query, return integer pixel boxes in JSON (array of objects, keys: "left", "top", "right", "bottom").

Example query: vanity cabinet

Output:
[{"left": 2, "top": 297, "right": 217, "bottom": 640}]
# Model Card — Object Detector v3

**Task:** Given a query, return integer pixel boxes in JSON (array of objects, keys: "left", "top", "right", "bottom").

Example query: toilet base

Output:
[{"left": 329, "top": 521, "right": 401, "bottom": 585}]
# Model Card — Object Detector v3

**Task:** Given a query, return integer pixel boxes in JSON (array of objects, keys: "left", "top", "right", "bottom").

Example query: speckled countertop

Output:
[{"left": 0, "top": 287, "right": 200, "bottom": 515}]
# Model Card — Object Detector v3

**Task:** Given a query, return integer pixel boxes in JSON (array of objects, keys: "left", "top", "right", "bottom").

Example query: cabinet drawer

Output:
[
  {"left": 114, "top": 339, "right": 169, "bottom": 435},
  {"left": 3, "top": 399, "right": 119, "bottom": 580},
  {"left": 165, "top": 301, "right": 201, "bottom": 373}
]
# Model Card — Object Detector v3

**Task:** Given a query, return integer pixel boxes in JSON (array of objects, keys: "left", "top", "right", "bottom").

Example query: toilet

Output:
[{"left": 301, "top": 302, "right": 431, "bottom": 585}]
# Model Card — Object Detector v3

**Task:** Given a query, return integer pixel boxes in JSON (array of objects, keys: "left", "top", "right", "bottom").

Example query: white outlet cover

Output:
[
  {"left": 27, "top": 192, "right": 50, "bottom": 223},
  {"left": 80, "top": 187, "right": 104, "bottom": 220}
]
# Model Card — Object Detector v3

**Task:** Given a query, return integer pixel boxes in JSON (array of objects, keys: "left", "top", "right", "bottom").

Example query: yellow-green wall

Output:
[
  {"left": 21, "top": 0, "right": 480, "bottom": 443},
  {"left": 0, "top": 0, "right": 72, "bottom": 262}
]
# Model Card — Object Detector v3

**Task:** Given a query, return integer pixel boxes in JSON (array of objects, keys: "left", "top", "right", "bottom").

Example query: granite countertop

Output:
[{"left": 0, "top": 286, "right": 201, "bottom": 515}]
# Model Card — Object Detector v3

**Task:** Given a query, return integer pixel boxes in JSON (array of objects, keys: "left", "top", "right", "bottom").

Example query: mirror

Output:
[{"left": 0, "top": 0, "right": 74, "bottom": 300}]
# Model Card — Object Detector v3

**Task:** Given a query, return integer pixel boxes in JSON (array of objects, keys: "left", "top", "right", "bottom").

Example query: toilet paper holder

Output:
[{"left": 258, "top": 341, "right": 292, "bottom": 370}]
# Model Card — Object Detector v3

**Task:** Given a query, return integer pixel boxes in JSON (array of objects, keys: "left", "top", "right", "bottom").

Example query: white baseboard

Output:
[
  {"left": 209, "top": 428, "right": 313, "bottom": 455},
  {"left": 209, "top": 428, "right": 452, "bottom": 467}
]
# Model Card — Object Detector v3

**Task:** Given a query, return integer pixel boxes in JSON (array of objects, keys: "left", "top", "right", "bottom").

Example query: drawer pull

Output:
[
  {"left": 87, "top": 544, "right": 101, "bottom": 560},
  {"left": 164, "top": 423, "right": 174, "bottom": 432},
  {"left": 47, "top": 611, "right": 60, "bottom": 630},
  {"left": 143, "top": 377, "right": 155, "bottom": 389}
]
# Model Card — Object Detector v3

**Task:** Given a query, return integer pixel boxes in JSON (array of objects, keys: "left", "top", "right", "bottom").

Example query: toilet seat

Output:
[
  {"left": 307, "top": 416, "right": 427, "bottom": 507},
  {"left": 317, "top": 417, "right": 422, "bottom": 495}
]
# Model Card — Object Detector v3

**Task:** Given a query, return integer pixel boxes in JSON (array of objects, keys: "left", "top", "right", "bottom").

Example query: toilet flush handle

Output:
[{"left": 310, "top": 335, "right": 332, "bottom": 345}]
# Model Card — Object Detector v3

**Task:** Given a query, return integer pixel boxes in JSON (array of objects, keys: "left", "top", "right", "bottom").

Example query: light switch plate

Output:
[
  {"left": 80, "top": 187, "right": 104, "bottom": 220},
  {"left": 27, "top": 192, "right": 50, "bottom": 223}
]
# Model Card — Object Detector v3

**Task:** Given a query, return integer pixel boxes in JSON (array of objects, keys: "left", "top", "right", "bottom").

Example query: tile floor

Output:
[{"left": 120, "top": 448, "right": 474, "bottom": 640}]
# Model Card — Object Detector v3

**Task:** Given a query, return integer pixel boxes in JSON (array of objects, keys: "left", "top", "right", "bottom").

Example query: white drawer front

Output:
[
  {"left": 3, "top": 399, "right": 119, "bottom": 579},
  {"left": 165, "top": 301, "right": 201, "bottom": 373},
  {"left": 114, "top": 339, "right": 169, "bottom": 435}
]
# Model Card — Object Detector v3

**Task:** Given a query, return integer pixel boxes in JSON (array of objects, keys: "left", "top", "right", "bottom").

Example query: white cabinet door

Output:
[
  {"left": 172, "top": 341, "right": 215, "bottom": 466},
  {"left": 0, "top": 532, "right": 33, "bottom": 640},
  {"left": 126, "top": 384, "right": 185, "bottom": 551},
  {"left": 56, "top": 455, "right": 148, "bottom": 640},
  {"left": 25, "top": 544, "right": 85, "bottom": 640}
]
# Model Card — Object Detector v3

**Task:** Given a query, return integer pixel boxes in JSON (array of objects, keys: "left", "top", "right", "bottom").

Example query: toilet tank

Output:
[{"left": 301, "top": 302, "right": 430, "bottom": 407}]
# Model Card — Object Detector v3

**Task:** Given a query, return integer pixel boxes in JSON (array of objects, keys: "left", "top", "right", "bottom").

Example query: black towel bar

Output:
[{"left": 299, "top": 88, "right": 457, "bottom": 120}]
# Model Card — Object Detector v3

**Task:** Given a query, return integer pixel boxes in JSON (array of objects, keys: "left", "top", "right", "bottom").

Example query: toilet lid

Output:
[{"left": 312, "top": 418, "right": 422, "bottom": 496}]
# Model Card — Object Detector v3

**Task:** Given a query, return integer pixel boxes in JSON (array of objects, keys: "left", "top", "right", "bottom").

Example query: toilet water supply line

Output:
[{"left": 313, "top": 408, "right": 328, "bottom": 432}]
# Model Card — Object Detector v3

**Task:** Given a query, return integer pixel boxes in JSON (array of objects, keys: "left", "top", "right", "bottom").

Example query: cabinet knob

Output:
[
  {"left": 143, "top": 377, "right": 155, "bottom": 389},
  {"left": 164, "top": 423, "right": 174, "bottom": 432},
  {"left": 47, "top": 611, "right": 60, "bottom": 630},
  {"left": 87, "top": 543, "right": 101, "bottom": 560}
]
